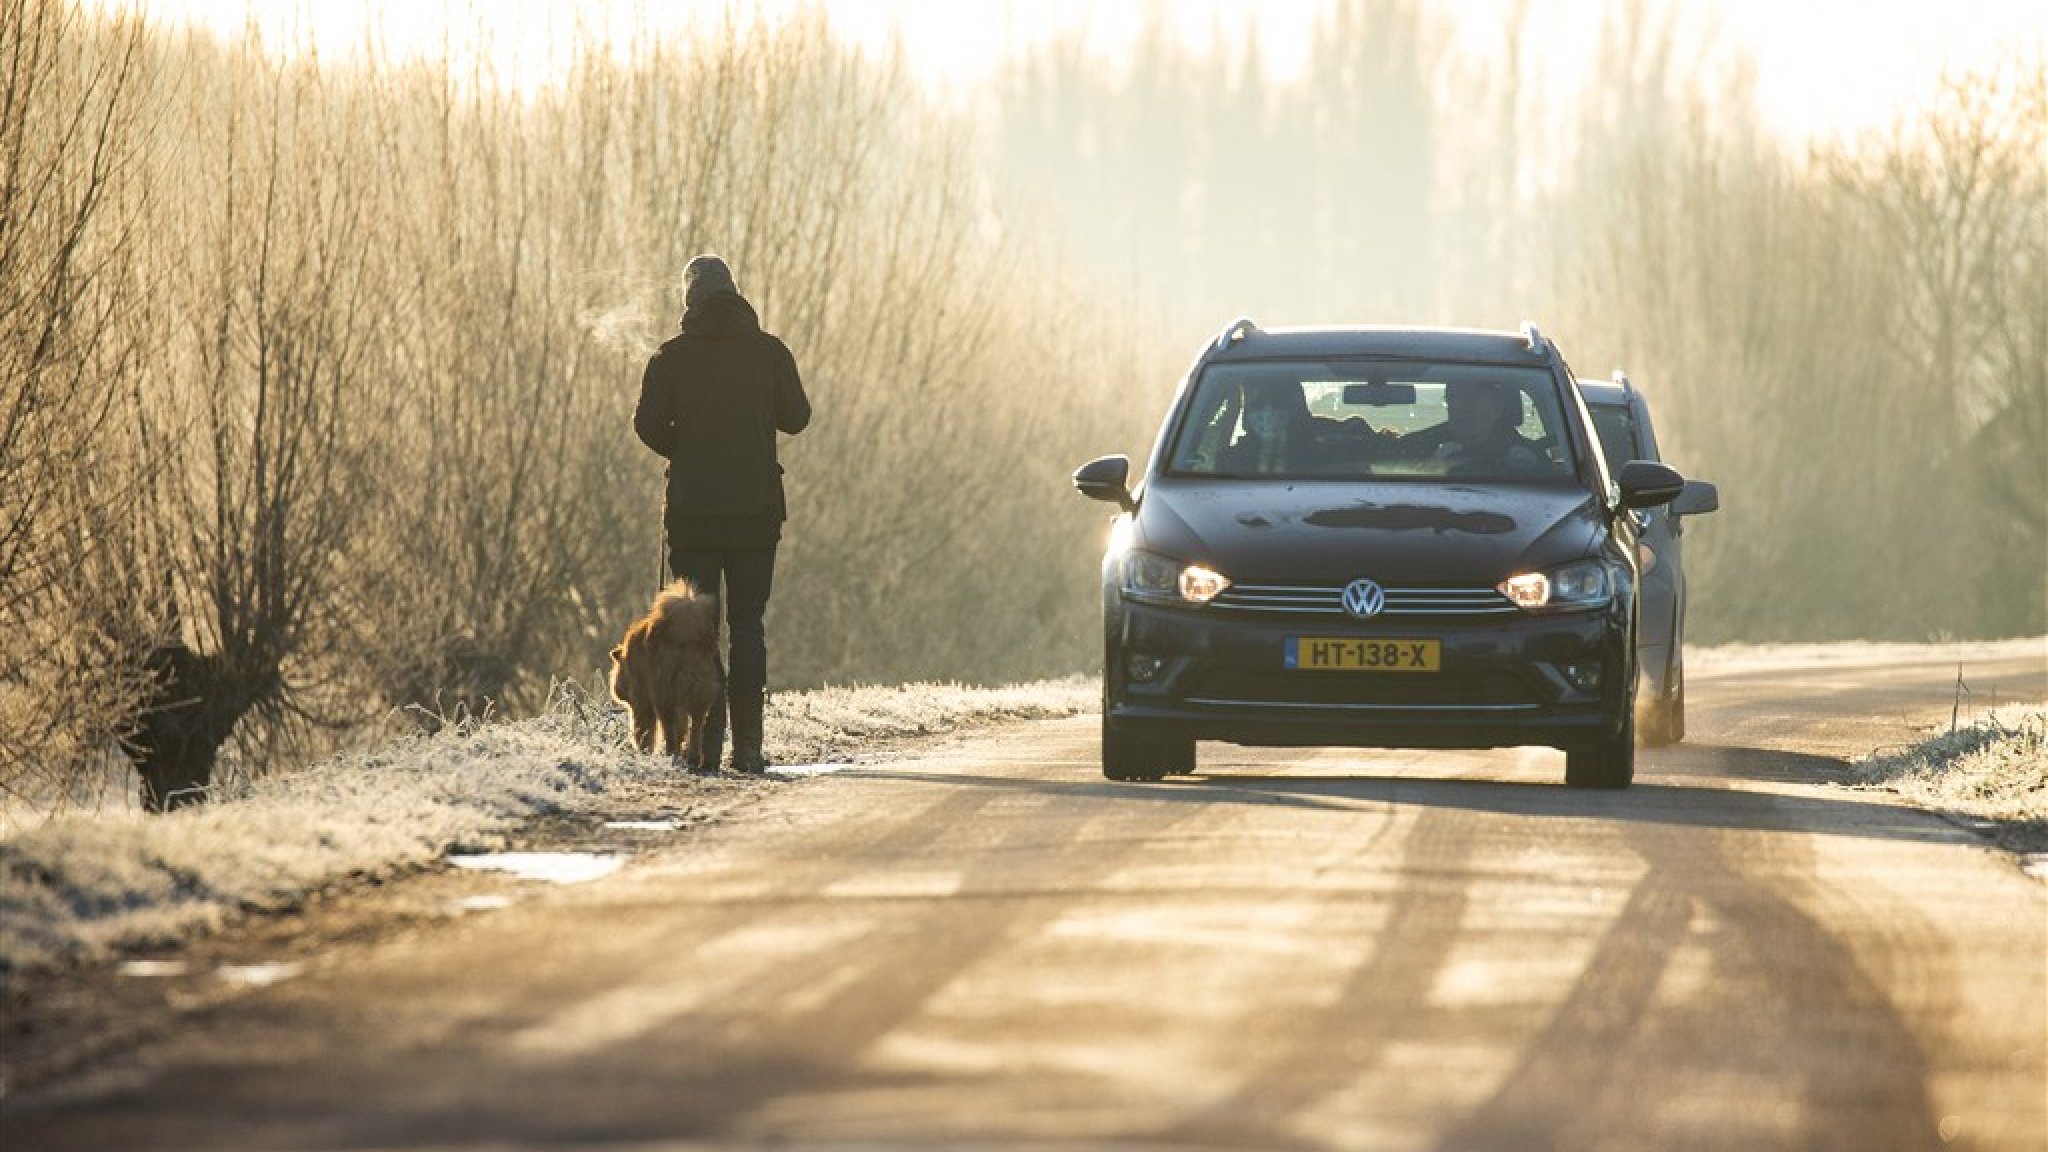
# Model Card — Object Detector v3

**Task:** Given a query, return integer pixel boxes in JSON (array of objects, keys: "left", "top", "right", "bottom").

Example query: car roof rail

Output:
[
  {"left": 1613, "top": 369, "right": 1635, "bottom": 395},
  {"left": 1213, "top": 316, "right": 1259, "bottom": 352},
  {"left": 1521, "top": 321, "right": 1547, "bottom": 354}
]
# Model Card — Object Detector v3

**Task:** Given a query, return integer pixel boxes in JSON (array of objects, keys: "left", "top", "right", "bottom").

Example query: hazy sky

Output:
[{"left": 116, "top": 0, "right": 2045, "bottom": 142}]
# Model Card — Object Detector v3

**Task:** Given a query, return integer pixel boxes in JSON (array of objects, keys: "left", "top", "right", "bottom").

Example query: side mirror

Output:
[
  {"left": 1073, "top": 455, "right": 1135, "bottom": 512},
  {"left": 1670, "top": 479, "right": 1719, "bottom": 516},
  {"left": 1616, "top": 460, "right": 1686, "bottom": 510}
]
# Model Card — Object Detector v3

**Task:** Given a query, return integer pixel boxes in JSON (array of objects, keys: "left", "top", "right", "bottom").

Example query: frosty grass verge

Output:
[
  {"left": 1850, "top": 705, "right": 2048, "bottom": 852},
  {"left": 0, "top": 678, "right": 1094, "bottom": 974}
]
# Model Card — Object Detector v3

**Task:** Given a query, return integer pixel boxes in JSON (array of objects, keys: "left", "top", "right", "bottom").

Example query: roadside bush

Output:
[{"left": 0, "top": 4, "right": 1158, "bottom": 813}]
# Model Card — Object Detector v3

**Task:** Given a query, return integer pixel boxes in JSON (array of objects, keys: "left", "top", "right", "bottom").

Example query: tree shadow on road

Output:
[
  {"left": 1179, "top": 767, "right": 1974, "bottom": 847},
  {"left": 858, "top": 744, "right": 1980, "bottom": 848}
]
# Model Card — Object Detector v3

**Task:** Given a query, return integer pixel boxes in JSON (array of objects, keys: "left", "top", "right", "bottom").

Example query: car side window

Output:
[
  {"left": 1178, "top": 391, "right": 1241, "bottom": 472},
  {"left": 1590, "top": 406, "right": 1638, "bottom": 474}
]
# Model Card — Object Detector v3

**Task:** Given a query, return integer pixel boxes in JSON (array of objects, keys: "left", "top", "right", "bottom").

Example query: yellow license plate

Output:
[{"left": 1286, "top": 637, "right": 1441, "bottom": 672}]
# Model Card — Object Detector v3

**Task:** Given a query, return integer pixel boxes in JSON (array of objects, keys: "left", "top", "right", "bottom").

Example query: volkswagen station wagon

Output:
[
  {"left": 1072, "top": 321, "right": 1689, "bottom": 788},
  {"left": 1579, "top": 372, "right": 1720, "bottom": 745}
]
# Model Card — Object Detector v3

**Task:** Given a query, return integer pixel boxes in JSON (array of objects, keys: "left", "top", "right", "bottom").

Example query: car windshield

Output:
[
  {"left": 1589, "top": 404, "right": 1642, "bottom": 472},
  {"left": 1168, "top": 360, "right": 1576, "bottom": 482}
]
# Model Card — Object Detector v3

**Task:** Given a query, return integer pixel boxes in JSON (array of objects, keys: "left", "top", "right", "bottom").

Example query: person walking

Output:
[{"left": 635, "top": 255, "right": 811, "bottom": 773}]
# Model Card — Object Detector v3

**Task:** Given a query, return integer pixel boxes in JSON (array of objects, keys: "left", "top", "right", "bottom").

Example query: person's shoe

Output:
[{"left": 727, "top": 690, "right": 768, "bottom": 774}]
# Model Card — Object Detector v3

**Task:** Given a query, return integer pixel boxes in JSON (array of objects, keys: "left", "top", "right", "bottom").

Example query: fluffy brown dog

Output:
[{"left": 609, "top": 579, "right": 725, "bottom": 766}]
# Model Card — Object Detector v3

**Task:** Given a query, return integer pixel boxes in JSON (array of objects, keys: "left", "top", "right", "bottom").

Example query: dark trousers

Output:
[{"left": 668, "top": 546, "right": 776, "bottom": 696}]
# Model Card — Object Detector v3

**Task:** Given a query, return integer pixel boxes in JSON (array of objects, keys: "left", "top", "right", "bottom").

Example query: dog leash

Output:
[{"left": 657, "top": 476, "right": 671, "bottom": 597}]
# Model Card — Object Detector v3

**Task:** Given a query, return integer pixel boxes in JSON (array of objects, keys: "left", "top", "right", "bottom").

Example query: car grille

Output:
[
  {"left": 1181, "top": 667, "right": 1547, "bottom": 710},
  {"left": 1212, "top": 583, "right": 1518, "bottom": 617}
]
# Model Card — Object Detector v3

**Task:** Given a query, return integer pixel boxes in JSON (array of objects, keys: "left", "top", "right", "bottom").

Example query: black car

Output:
[
  {"left": 1073, "top": 320, "right": 1688, "bottom": 788},
  {"left": 1578, "top": 373, "right": 1719, "bottom": 745}
]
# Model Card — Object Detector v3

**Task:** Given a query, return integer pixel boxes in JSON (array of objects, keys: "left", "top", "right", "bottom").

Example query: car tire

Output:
[
  {"left": 1638, "top": 700, "right": 1671, "bottom": 747},
  {"left": 1102, "top": 715, "right": 1162, "bottom": 781},
  {"left": 1566, "top": 711, "right": 1635, "bottom": 789},
  {"left": 1101, "top": 716, "right": 1192, "bottom": 782},
  {"left": 1640, "top": 665, "right": 1686, "bottom": 748}
]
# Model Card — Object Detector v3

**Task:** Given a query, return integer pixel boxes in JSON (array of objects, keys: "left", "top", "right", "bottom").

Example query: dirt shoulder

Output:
[
  {"left": 0, "top": 686, "right": 1094, "bottom": 1099},
  {"left": 0, "top": 678, "right": 1094, "bottom": 1099}
]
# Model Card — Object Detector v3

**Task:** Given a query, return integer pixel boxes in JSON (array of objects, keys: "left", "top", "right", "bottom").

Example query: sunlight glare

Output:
[{"left": 96, "top": 0, "right": 2048, "bottom": 143}]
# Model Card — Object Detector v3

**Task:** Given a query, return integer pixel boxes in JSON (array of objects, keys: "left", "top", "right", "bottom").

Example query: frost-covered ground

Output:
[
  {"left": 1849, "top": 706, "right": 2048, "bottom": 853},
  {"left": 1695, "top": 637, "right": 2045, "bottom": 850},
  {"left": 1688, "top": 636, "right": 2045, "bottom": 673},
  {"left": 0, "top": 678, "right": 1093, "bottom": 974}
]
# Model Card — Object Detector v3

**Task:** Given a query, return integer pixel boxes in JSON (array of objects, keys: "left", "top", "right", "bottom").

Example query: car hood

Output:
[{"left": 1134, "top": 479, "right": 1606, "bottom": 585}]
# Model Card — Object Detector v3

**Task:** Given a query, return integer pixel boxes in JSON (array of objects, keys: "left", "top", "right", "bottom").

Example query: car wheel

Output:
[
  {"left": 1638, "top": 699, "right": 1671, "bottom": 747},
  {"left": 1102, "top": 715, "right": 1168, "bottom": 782},
  {"left": 1101, "top": 718, "right": 1194, "bottom": 781},
  {"left": 1639, "top": 663, "right": 1686, "bottom": 748},
  {"left": 1566, "top": 710, "right": 1635, "bottom": 789},
  {"left": 1639, "top": 689, "right": 1676, "bottom": 747}
]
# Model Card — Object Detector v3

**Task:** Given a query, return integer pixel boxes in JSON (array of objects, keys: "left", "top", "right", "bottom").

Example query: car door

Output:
[{"left": 1590, "top": 397, "right": 1681, "bottom": 661}]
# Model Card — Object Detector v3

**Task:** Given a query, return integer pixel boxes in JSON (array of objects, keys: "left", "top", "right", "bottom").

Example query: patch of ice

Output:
[
  {"left": 449, "top": 894, "right": 515, "bottom": 913},
  {"left": 447, "top": 851, "right": 624, "bottom": 885},
  {"left": 2022, "top": 855, "right": 2048, "bottom": 881},
  {"left": 217, "top": 962, "right": 302, "bottom": 988},
  {"left": 602, "top": 819, "right": 681, "bottom": 832},
  {"left": 119, "top": 959, "right": 187, "bottom": 977}
]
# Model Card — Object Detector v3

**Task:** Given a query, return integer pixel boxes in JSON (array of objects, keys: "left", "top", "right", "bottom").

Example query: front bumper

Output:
[{"left": 1107, "top": 598, "right": 1631, "bottom": 751}]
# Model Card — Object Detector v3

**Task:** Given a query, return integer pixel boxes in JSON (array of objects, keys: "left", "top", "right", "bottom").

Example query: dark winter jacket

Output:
[{"left": 635, "top": 291, "right": 811, "bottom": 548}]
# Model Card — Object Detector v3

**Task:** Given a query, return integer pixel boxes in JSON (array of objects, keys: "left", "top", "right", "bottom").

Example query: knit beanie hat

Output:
[{"left": 683, "top": 254, "right": 737, "bottom": 307}]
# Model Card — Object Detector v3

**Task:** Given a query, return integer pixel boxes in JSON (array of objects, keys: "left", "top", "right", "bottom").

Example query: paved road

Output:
[{"left": 7, "top": 646, "right": 2045, "bottom": 1151}]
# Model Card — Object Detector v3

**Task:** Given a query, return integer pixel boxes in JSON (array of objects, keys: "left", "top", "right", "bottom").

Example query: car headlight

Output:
[
  {"left": 1123, "top": 552, "right": 1231, "bottom": 605},
  {"left": 1498, "top": 558, "right": 1613, "bottom": 611}
]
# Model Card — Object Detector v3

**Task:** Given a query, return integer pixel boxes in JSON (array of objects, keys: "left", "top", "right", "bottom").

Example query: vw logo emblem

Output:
[{"left": 1341, "top": 578, "right": 1386, "bottom": 619}]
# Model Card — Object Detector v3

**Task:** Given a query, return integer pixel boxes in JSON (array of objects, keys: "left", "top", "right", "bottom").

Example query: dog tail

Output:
[{"left": 651, "top": 578, "right": 719, "bottom": 648}]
